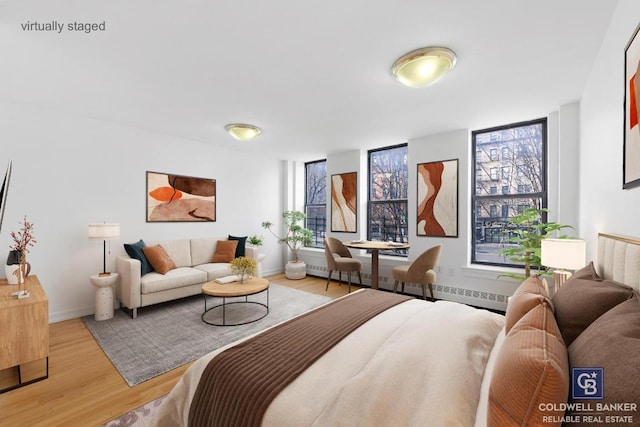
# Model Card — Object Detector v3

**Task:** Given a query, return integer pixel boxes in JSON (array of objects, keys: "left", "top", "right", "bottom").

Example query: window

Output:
[
  {"left": 472, "top": 118, "right": 547, "bottom": 266},
  {"left": 368, "top": 144, "right": 408, "bottom": 256},
  {"left": 305, "top": 160, "right": 327, "bottom": 248}
]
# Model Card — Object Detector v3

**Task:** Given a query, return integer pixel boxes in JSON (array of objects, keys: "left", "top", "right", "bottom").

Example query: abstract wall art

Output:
[
  {"left": 146, "top": 171, "right": 216, "bottom": 222},
  {"left": 624, "top": 23, "right": 640, "bottom": 189},
  {"left": 417, "top": 159, "right": 458, "bottom": 237},
  {"left": 331, "top": 171, "right": 357, "bottom": 232}
]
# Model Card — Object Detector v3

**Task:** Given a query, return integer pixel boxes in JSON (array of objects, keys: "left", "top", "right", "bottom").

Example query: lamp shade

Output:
[
  {"left": 541, "top": 238, "right": 586, "bottom": 270},
  {"left": 88, "top": 223, "right": 120, "bottom": 240},
  {"left": 391, "top": 47, "right": 457, "bottom": 88}
]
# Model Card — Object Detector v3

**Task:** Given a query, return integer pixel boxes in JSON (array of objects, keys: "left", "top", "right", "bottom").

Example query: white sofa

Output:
[{"left": 115, "top": 238, "right": 260, "bottom": 318}]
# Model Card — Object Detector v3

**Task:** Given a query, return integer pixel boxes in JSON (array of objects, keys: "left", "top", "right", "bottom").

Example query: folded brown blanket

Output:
[{"left": 188, "top": 289, "right": 412, "bottom": 426}]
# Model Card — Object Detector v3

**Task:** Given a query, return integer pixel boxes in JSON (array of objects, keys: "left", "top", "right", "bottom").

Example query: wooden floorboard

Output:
[{"left": 0, "top": 274, "right": 358, "bottom": 427}]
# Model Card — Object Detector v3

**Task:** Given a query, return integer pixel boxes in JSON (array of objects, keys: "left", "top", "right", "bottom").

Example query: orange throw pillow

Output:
[
  {"left": 212, "top": 240, "right": 238, "bottom": 263},
  {"left": 488, "top": 301, "right": 569, "bottom": 426},
  {"left": 142, "top": 245, "right": 177, "bottom": 274}
]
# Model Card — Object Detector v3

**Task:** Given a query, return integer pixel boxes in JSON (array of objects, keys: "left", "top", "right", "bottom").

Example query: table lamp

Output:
[
  {"left": 88, "top": 223, "right": 120, "bottom": 276},
  {"left": 541, "top": 238, "right": 586, "bottom": 293}
]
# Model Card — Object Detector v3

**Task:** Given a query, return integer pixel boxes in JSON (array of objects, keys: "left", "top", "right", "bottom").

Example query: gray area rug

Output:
[{"left": 83, "top": 283, "right": 332, "bottom": 386}]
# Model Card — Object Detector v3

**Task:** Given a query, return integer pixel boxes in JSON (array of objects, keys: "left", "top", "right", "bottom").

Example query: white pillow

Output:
[{"left": 474, "top": 325, "right": 506, "bottom": 427}]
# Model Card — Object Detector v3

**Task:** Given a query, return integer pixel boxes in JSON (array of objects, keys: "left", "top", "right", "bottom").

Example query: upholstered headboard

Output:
[{"left": 597, "top": 233, "right": 640, "bottom": 292}]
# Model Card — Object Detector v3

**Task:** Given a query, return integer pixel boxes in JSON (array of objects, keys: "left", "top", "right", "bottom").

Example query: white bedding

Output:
[{"left": 151, "top": 297, "right": 505, "bottom": 427}]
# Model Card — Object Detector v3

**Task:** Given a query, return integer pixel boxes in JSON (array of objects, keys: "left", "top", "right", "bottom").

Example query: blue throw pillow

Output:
[
  {"left": 124, "top": 239, "right": 155, "bottom": 275},
  {"left": 228, "top": 235, "right": 247, "bottom": 258}
]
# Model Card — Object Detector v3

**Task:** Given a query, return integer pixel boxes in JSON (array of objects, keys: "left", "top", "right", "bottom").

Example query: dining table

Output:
[{"left": 342, "top": 240, "right": 410, "bottom": 290}]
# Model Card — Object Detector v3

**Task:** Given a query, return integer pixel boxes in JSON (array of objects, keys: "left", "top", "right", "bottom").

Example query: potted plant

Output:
[
  {"left": 498, "top": 207, "right": 573, "bottom": 281},
  {"left": 262, "top": 210, "right": 313, "bottom": 279},
  {"left": 247, "top": 235, "right": 263, "bottom": 247}
]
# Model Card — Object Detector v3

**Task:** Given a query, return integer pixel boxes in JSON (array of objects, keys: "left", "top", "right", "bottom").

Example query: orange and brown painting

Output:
[
  {"left": 331, "top": 172, "right": 357, "bottom": 232},
  {"left": 417, "top": 160, "right": 457, "bottom": 237},
  {"left": 146, "top": 171, "right": 216, "bottom": 222}
]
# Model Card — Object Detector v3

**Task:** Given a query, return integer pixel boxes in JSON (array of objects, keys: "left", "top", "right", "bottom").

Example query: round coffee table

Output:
[{"left": 201, "top": 277, "right": 269, "bottom": 326}]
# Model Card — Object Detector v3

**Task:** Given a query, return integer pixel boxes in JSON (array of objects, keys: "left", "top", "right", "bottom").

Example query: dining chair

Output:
[
  {"left": 392, "top": 244, "right": 442, "bottom": 301},
  {"left": 324, "top": 237, "right": 362, "bottom": 293}
]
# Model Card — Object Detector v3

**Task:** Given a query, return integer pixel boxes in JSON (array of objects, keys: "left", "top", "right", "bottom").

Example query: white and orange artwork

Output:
[
  {"left": 331, "top": 172, "right": 357, "bottom": 232},
  {"left": 417, "top": 159, "right": 458, "bottom": 237},
  {"left": 625, "top": 28, "right": 640, "bottom": 188},
  {"left": 146, "top": 171, "right": 216, "bottom": 222}
]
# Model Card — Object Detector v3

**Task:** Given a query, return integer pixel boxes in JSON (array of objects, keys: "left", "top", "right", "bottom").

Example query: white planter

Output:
[{"left": 285, "top": 261, "right": 306, "bottom": 280}]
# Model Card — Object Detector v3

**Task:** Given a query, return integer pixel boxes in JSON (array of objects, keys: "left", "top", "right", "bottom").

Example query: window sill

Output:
[{"left": 461, "top": 264, "right": 525, "bottom": 282}]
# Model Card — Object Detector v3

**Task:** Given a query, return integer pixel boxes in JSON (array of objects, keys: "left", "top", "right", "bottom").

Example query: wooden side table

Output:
[{"left": 0, "top": 275, "right": 49, "bottom": 393}]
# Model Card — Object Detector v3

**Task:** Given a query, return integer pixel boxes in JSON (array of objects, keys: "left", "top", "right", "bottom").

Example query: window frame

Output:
[
  {"left": 471, "top": 118, "right": 548, "bottom": 268},
  {"left": 304, "top": 159, "right": 327, "bottom": 248},
  {"left": 367, "top": 143, "right": 409, "bottom": 257}
]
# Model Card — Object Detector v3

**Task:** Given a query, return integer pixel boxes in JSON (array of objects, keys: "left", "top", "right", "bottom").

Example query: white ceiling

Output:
[{"left": 0, "top": 0, "right": 618, "bottom": 161}]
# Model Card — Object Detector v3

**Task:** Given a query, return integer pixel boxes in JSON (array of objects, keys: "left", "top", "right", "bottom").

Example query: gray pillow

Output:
[
  {"left": 568, "top": 296, "right": 640, "bottom": 421},
  {"left": 552, "top": 265, "right": 633, "bottom": 345}
]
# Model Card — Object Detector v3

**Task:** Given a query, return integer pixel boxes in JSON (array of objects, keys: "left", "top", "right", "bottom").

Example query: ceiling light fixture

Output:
[
  {"left": 224, "top": 123, "right": 262, "bottom": 141},
  {"left": 391, "top": 46, "right": 457, "bottom": 88}
]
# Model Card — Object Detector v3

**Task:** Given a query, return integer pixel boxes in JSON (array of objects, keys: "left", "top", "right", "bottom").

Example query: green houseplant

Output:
[
  {"left": 262, "top": 210, "right": 313, "bottom": 279},
  {"left": 247, "top": 235, "right": 264, "bottom": 247},
  {"left": 498, "top": 207, "right": 573, "bottom": 281}
]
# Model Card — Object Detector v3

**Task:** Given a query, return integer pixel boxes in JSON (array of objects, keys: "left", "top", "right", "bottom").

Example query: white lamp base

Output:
[{"left": 552, "top": 270, "right": 572, "bottom": 295}]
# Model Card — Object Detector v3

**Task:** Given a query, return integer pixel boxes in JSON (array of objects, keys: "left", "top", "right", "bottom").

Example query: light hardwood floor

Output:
[{"left": 0, "top": 274, "right": 360, "bottom": 427}]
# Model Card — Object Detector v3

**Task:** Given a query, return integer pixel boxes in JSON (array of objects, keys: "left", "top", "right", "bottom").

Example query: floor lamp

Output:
[
  {"left": 88, "top": 223, "right": 120, "bottom": 276},
  {"left": 541, "top": 238, "right": 586, "bottom": 295}
]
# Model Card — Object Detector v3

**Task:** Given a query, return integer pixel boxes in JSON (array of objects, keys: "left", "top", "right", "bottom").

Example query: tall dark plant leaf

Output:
[{"left": 0, "top": 160, "right": 12, "bottom": 235}]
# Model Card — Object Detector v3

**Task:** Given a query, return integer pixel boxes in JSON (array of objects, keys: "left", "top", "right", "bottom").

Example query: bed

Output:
[{"left": 150, "top": 233, "right": 640, "bottom": 427}]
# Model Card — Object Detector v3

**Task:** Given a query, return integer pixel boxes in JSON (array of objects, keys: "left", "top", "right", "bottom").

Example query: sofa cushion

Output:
[
  {"left": 143, "top": 245, "right": 177, "bottom": 275},
  {"left": 228, "top": 235, "right": 247, "bottom": 258},
  {"left": 194, "top": 263, "right": 234, "bottom": 281},
  {"left": 155, "top": 239, "right": 192, "bottom": 268},
  {"left": 191, "top": 238, "right": 218, "bottom": 266},
  {"left": 140, "top": 267, "right": 207, "bottom": 294},
  {"left": 123, "top": 239, "right": 155, "bottom": 275},
  {"left": 212, "top": 240, "right": 238, "bottom": 263}
]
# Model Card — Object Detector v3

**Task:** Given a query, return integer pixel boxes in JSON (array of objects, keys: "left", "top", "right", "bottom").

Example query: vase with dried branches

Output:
[{"left": 7, "top": 215, "right": 36, "bottom": 298}]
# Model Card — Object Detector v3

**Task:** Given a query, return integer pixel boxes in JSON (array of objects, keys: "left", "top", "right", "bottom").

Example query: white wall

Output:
[
  {"left": 580, "top": 0, "right": 640, "bottom": 260},
  {"left": 0, "top": 102, "right": 283, "bottom": 322}
]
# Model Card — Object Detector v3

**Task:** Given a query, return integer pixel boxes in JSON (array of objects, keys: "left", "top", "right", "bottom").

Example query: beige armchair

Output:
[
  {"left": 324, "top": 237, "right": 362, "bottom": 293},
  {"left": 392, "top": 244, "right": 442, "bottom": 301}
]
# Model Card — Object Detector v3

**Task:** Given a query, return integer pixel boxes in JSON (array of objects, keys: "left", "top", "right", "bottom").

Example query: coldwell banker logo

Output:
[{"left": 572, "top": 368, "right": 604, "bottom": 399}]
